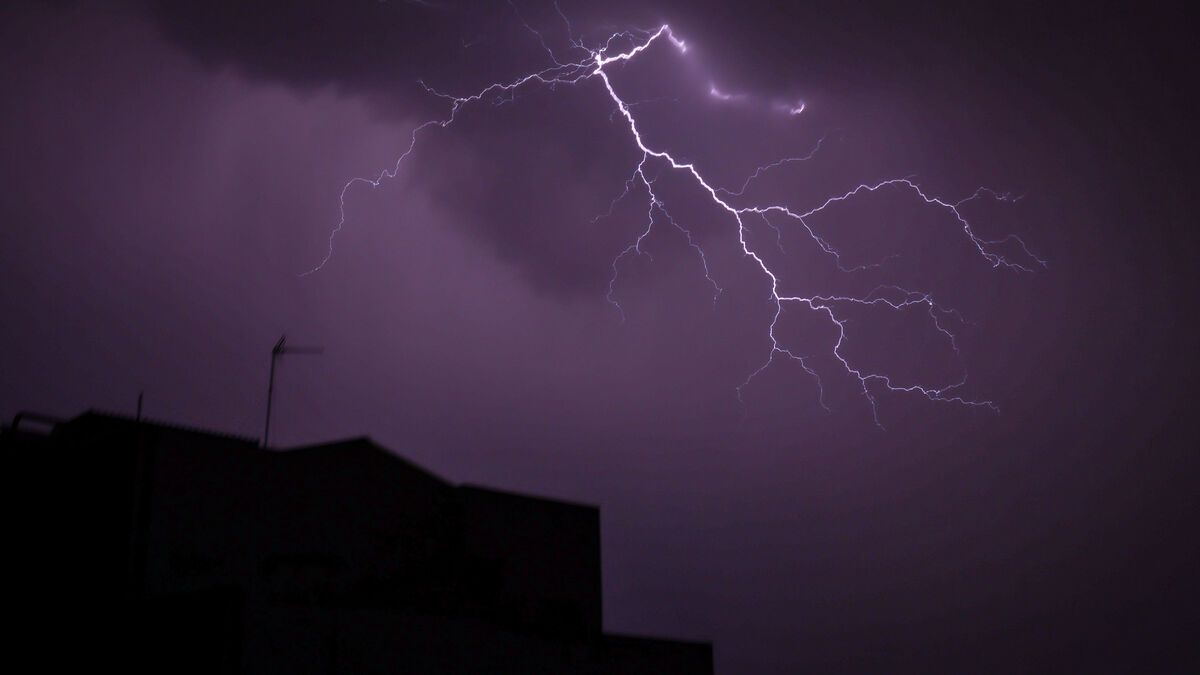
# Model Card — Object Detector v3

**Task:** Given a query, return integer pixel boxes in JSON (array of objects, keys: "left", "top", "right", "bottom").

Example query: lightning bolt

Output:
[{"left": 304, "top": 10, "right": 1045, "bottom": 428}]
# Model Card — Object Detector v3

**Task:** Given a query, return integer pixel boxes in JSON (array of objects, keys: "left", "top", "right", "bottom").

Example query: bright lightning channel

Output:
[{"left": 303, "top": 12, "right": 1045, "bottom": 428}]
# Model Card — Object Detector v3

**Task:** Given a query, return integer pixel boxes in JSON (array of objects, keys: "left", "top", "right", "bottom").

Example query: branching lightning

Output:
[{"left": 303, "top": 8, "right": 1045, "bottom": 428}]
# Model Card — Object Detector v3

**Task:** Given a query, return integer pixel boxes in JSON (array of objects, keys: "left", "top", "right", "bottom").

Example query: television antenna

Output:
[{"left": 263, "top": 334, "right": 323, "bottom": 447}]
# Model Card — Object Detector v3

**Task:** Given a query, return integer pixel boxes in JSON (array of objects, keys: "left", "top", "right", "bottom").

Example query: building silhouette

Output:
[{"left": 2, "top": 411, "right": 713, "bottom": 673}]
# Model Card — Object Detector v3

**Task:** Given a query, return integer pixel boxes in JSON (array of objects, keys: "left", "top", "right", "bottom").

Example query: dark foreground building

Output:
[{"left": 2, "top": 411, "right": 713, "bottom": 674}]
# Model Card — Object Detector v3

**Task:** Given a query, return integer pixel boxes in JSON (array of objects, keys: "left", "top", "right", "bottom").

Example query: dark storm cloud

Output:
[
  {"left": 137, "top": 0, "right": 639, "bottom": 113},
  {"left": 140, "top": 0, "right": 469, "bottom": 91}
]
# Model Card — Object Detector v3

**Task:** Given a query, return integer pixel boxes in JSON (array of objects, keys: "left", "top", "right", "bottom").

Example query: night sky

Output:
[{"left": 2, "top": 1, "right": 1197, "bottom": 672}]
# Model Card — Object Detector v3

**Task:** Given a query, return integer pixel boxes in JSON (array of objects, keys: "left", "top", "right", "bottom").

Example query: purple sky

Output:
[{"left": 2, "top": 1, "right": 1196, "bottom": 671}]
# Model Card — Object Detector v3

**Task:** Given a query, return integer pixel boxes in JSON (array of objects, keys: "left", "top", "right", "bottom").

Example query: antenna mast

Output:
[{"left": 263, "top": 334, "right": 323, "bottom": 447}]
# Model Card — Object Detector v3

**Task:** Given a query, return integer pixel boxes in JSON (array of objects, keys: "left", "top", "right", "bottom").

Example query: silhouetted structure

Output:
[{"left": 2, "top": 411, "right": 712, "bottom": 673}]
